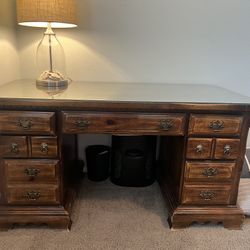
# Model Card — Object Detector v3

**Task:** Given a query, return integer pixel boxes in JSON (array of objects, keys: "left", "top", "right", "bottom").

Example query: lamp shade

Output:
[{"left": 16, "top": 0, "right": 77, "bottom": 28}]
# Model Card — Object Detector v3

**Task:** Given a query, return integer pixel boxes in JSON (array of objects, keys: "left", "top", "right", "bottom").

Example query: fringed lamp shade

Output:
[{"left": 16, "top": 0, "right": 77, "bottom": 28}]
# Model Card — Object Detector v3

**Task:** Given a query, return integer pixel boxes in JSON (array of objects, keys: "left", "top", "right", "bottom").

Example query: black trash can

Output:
[
  {"left": 85, "top": 145, "right": 110, "bottom": 181},
  {"left": 111, "top": 136, "right": 156, "bottom": 187}
]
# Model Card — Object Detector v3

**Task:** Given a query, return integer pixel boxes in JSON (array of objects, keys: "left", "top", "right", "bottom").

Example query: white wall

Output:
[{"left": 0, "top": 0, "right": 20, "bottom": 85}]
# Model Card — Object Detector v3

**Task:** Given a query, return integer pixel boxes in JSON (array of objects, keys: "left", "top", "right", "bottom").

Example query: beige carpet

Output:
[{"left": 1, "top": 179, "right": 250, "bottom": 250}]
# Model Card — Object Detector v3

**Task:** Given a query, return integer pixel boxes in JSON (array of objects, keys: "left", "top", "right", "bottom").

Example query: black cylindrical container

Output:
[
  {"left": 85, "top": 145, "right": 110, "bottom": 181},
  {"left": 111, "top": 136, "right": 156, "bottom": 187}
]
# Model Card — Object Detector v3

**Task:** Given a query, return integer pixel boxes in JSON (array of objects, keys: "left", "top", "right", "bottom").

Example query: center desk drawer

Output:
[
  {"left": 0, "top": 111, "right": 55, "bottom": 135},
  {"left": 4, "top": 159, "right": 59, "bottom": 183},
  {"left": 188, "top": 114, "right": 243, "bottom": 136},
  {"left": 62, "top": 112, "right": 186, "bottom": 135}
]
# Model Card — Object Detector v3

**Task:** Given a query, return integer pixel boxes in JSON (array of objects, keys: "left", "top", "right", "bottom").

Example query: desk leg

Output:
[
  {"left": 0, "top": 213, "right": 72, "bottom": 230},
  {"left": 159, "top": 179, "right": 245, "bottom": 230},
  {"left": 169, "top": 206, "right": 245, "bottom": 230}
]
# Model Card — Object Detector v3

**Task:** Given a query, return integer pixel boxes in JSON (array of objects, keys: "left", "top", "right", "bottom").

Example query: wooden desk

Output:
[{"left": 0, "top": 80, "right": 249, "bottom": 230}]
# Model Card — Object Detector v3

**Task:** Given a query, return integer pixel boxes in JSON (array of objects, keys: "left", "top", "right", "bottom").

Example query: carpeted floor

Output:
[{"left": 1, "top": 179, "right": 250, "bottom": 250}]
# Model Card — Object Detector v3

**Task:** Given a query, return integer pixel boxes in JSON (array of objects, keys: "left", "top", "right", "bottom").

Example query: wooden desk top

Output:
[{"left": 0, "top": 80, "right": 249, "bottom": 111}]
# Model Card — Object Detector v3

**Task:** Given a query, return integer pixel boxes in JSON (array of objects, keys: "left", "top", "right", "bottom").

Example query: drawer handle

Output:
[
  {"left": 10, "top": 143, "right": 19, "bottom": 154},
  {"left": 160, "top": 120, "right": 174, "bottom": 131},
  {"left": 25, "top": 191, "right": 41, "bottom": 201},
  {"left": 200, "top": 191, "right": 216, "bottom": 201},
  {"left": 75, "top": 120, "right": 90, "bottom": 129},
  {"left": 202, "top": 168, "right": 218, "bottom": 177},
  {"left": 195, "top": 144, "right": 203, "bottom": 153},
  {"left": 18, "top": 119, "right": 33, "bottom": 130},
  {"left": 209, "top": 120, "right": 224, "bottom": 132},
  {"left": 41, "top": 143, "right": 49, "bottom": 154},
  {"left": 24, "top": 168, "right": 40, "bottom": 180},
  {"left": 224, "top": 145, "right": 232, "bottom": 155}
]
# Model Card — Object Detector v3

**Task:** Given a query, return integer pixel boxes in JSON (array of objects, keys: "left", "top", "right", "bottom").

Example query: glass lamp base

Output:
[
  {"left": 36, "top": 79, "right": 68, "bottom": 88},
  {"left": 36, "top": 81, "right": 68, "bottom": 97},
  {"left": 36, "top": 69, "right": 69, "bottom": 88}
]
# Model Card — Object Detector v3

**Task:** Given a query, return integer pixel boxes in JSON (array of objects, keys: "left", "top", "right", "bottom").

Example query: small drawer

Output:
[
  {"left": 62, "top": 112, "right": 186, "bottom": 135},
  {"left": 0, "top": 111, "right": 55, "bottom": 135},
  {"left": 31, "top": 137, "right": 58, "bottom": 158},
  {"left": 186, "top": 138, "right": 213, "bottom": 159},
  {"left": 182, "top": 185, "right": 231, "bottom": 205},
  {"left": 6, "top": 185, "right": 60, "bottom": 205},
  {"left": 184, "top": 161, "right": 236, "bottom": 182},
  {"left": 188, "top": 114, "right": 243, "bottom": 136},
  {"left": 214, "top": 139, "right": 241, "bottom": 160},
  {"left": 4, "top": 159, "right": 59, "bottom": 183},
  {"left": 0, "top": 136, "right": 28, "bottom": 158}
]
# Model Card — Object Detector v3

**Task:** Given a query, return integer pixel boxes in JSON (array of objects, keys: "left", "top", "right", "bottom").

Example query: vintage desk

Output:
[{"left": 0, "top": 80, "right": 249, "bottom": 230}]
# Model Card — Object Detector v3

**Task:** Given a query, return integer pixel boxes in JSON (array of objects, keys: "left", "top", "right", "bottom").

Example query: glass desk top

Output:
[{"left": 0, "top": 79, "right": 249, "bottom": 105}]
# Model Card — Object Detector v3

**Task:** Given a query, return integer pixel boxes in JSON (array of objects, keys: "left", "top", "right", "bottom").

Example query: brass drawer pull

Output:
[
  {"left": 195, "top": 144, "right": 203, "bottom": 153},
  {"left": 24, "top": 168, "right": 40, "bottom": 180},
  {"left": 160, "top": 119, "right": 174, "bottom": 131},
  {"left": 75, "top": 120, "right": 90, "bottom": 129},
  {"left": 41, "top": 143, "right": 49, "bottom": 154},
  {"left": 18, "top": 119, "right": 33, "bottom": 130},
  {"left": 200, "top": 191, "right": 216, "bottom": 200},
  {"left": 202, "top": 168, "right": 218, "bottom": 177},
  {"left": 209, "top": 120, "right": 224, "bottom": 132},
  {"left": 25, "top": 191, "right": 41, "bottom": 201},
  {"left": 224, "top": 145, "right": 232, "bottom": 155},
  {"left": 10, "top": 143, "right": 19, "bottom": 154}
]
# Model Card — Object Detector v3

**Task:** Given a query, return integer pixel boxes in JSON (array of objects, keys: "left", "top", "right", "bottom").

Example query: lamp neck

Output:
[{"left": 44, "top": 23, "right": 55, "bottom": 35}]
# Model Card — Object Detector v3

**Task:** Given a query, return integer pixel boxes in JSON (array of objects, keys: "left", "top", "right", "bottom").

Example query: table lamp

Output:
[{"left": 16, "top": 0, "right": 77, "bottom": 88}]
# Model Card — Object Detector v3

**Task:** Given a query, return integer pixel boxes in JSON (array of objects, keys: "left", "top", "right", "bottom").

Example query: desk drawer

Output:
[
  {"left": 182, "top": 184, "right": 231, "bottom": 205},
  {"left": 62, "top": 112, "right": 186, "bottom": 135},
  {"left": 186, "top": 138, "right": 213, "bottom": 159},
  {"left": 0, "top": 111, "right": 55, "bottom": 135},
  {"left": 4, "top": 159, "right": 59, "bottom": 183},
  {"left": 31, "top": 137, "right": 58, "bottom": 158},
  {"left": 6, "top": 185, "right": 60, "bottom": 205},
  {"left": 214, "top": 139, "right": 240, "bottom": 160},
  {"left": 184, "top": 161, "right": 236, "bottom": 182},
  {"left": 188, "top": 114, "right": 243, "bottom": 136},
  {"left": 0, "top": 136, "right": 28, "bottom": 158}
]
